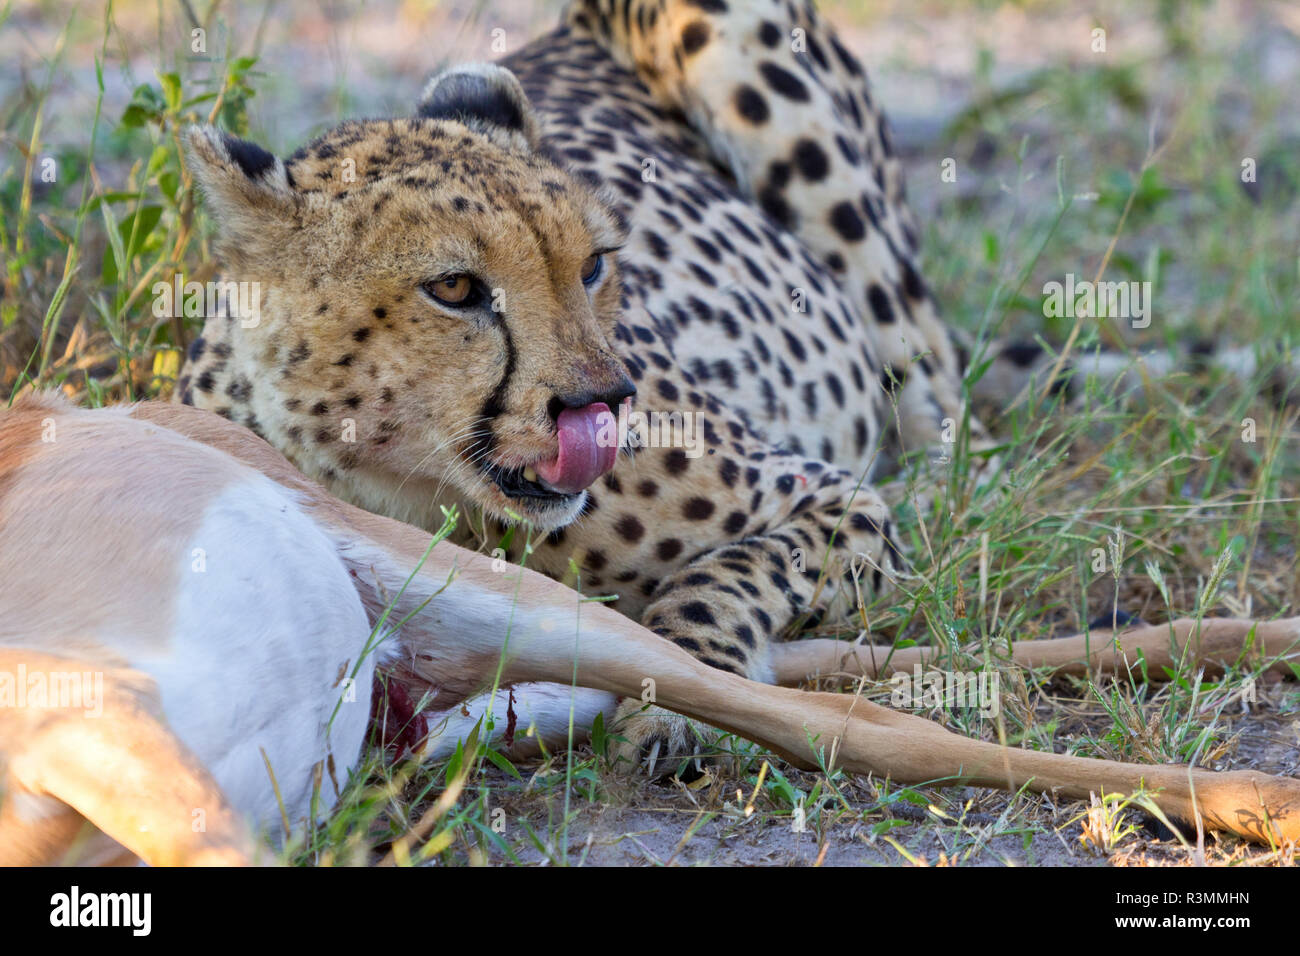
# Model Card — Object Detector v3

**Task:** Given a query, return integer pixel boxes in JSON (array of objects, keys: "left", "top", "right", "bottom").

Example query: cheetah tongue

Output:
[{"left": 533, "top": 402, "right": 618, "bottom": 494}]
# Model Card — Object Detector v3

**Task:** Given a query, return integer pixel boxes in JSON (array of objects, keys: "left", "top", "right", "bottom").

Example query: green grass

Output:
[{"left": 4, "top": 0, "right": 1299, "bottom": 865}]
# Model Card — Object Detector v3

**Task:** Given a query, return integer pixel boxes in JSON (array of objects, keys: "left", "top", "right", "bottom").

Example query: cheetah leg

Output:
[
  {"left": 566, "top": 0, "right": 989, "bottom": 464},
  {"left": 608, "top": 471, "right": 901, "bottom": 774},
  {"left": 0, "top": 648, "right": 258, "bottom": 866},
  {"left": 967, "top": 337, "right": 1300, "bottom": 418},
  {"left": 770, "top": 617, "right": 1300, "bottom": 686}
]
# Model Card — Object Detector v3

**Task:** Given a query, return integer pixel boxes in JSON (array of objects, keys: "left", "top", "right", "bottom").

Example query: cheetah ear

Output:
[
  {"left": 184, "top": 126, "right": 296, "bottom": 258},
  {"left": 417, "top": 63, "right": 541, "bottom": 152}
]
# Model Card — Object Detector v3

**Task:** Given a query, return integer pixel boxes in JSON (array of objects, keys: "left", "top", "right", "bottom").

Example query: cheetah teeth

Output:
[
  {"left": 523, "top": 466, "right": 539, "bottom": 483},
  {"left": 644, "top": 739, "right": 661, "bottom": 778}
]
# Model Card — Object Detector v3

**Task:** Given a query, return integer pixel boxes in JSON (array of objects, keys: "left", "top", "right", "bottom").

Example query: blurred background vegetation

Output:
[{"left": 2, "top": 0, "right": 1297, "bottom": 403}]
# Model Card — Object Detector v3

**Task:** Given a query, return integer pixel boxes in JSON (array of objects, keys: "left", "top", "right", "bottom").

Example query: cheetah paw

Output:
[{"left": 607, "top": 699, "right": 733, "bottom": 781}]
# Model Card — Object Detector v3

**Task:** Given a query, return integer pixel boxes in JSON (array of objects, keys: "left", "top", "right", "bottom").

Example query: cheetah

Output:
[{"left": 176, "top": 0, "right": 1295, "bottom": 777}]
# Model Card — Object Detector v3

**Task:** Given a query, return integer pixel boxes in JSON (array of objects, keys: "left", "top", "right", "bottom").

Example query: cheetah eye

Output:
[
  {"left": 580, "top": 253, "right": 604, "bottom": 286},
  {"left": 421, "top": 274, "right": 480, "bottom": 308}
]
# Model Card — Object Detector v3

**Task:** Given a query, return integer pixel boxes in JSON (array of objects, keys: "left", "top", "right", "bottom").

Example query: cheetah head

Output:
[{"left": 184, "top": 64, "right": 635, "bottom": 531}]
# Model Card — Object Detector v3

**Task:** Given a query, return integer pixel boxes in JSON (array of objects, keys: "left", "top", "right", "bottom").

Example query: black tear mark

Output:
[{"left": 476, "top": 318, "right": 517, "bottom": 462}]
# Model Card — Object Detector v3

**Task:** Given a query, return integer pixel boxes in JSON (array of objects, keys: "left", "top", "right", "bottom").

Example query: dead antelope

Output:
[{"left": 1, "top": 393, "right": 1297, "bottom": 864}]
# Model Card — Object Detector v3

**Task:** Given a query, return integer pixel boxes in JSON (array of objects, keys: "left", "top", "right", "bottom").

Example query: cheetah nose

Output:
[
  {"left": 532, "top": 402, "right": 620, "bottom": 494},
  {"left": 547, "top": 376, "right": 636, "bottom": 419},
  {"left": 594, "top": 377, "right": 636, "bottom": 409}
]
